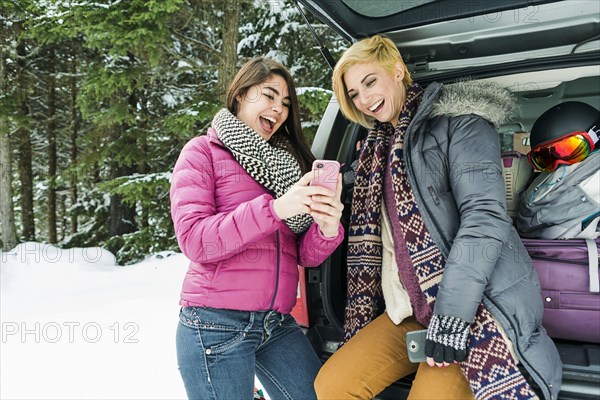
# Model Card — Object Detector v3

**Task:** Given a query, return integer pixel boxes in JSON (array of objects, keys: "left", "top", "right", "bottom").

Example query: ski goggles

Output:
[{"left": 527, "top": 126, "right": 599, "bottom": 172}]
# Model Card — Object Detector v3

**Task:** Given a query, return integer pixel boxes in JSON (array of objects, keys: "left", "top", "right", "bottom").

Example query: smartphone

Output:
[
  {"left": 311, "top": 160, "right": 340, "bottom": 192},
  {"left": 406, "top": 329, "right": 427, "bottom": 363}
]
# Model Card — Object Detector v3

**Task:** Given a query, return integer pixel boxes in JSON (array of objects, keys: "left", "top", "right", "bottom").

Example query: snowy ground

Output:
[{"left": 0, "top": 243, "right": 267, "bottom": 399}]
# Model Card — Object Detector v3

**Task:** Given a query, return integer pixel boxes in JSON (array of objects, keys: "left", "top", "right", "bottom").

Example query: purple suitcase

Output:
[{"left": 522, "top": 238, "right": 600, "bottom": 343}]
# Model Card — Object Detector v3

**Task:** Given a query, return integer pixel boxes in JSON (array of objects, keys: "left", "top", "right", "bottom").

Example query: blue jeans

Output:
[{"left": 176, "top": 307, "right": 322, "bottom": 400}]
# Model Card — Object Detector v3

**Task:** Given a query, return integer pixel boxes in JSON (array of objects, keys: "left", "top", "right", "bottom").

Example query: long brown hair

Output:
[{"left": 226, "top": 57, "right": 314, "bottom": 173}]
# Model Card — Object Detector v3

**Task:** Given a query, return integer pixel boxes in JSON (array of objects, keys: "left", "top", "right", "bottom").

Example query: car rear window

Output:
[{"left": 341, "top": 0, "right": 438, "bottom": 18}]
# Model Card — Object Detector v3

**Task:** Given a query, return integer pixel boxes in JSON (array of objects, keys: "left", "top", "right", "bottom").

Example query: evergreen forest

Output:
[{"left": 0, "top": 0, "right": 347, "bottom": 263}]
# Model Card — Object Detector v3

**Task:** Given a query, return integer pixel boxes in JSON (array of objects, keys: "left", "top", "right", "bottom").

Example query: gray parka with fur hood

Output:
[{"left": 405, "top": 81, "right": 562, "bottom": 399}]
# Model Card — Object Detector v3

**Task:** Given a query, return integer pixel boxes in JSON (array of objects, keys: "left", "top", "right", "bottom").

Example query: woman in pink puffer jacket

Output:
[{"left": 171, "top": 57, "right": 344, "bottom": 400}]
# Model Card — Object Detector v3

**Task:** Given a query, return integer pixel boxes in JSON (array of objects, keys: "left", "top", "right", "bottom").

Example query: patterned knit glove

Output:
[{"left": 425, "top": 314, "right": 470, "bottom": 363}]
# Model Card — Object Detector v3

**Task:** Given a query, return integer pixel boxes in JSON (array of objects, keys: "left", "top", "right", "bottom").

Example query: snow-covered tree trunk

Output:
[
  {"left": 217, "top": 0, "right": 241, "bottom": 102},
  {"left": 16, "top": 38, "right": 35, "bottom": 240},
  {"left": 0, "top": 122, "right": 18, "bottom": 252},
  {"left": 47, "top": 46, "right": 58, "bottom": 244},
  {"left": 0, "top": 49, "right": 18, "bottom": 251},
  {"left": 69, "top": 57, "right": 79, "bottom": 235},
  {"left": 108, "top": 134, "right": 137, "bottom": 242}
]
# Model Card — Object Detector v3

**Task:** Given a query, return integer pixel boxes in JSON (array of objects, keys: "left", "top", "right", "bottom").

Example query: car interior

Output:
[
  {"left": 294, "top": 0, "right": 599, "bottom": 398},
  {"left": 305, "top": 66, "right": 600, "bottom": 400}
]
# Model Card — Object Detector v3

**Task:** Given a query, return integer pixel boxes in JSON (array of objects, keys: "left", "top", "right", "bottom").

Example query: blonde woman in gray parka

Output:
[{"left": 315, "top": 35, "right": 562, "bottom": 400}]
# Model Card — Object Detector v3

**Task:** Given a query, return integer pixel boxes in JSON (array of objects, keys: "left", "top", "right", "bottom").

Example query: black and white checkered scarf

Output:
[{"left": 212, "top": 108, "right": 313, "bottom": 234}]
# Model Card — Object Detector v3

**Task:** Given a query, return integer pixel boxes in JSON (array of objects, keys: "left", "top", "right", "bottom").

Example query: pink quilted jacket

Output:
[{"left": 170, "top": 128, "right": 344, "bottom": 313}]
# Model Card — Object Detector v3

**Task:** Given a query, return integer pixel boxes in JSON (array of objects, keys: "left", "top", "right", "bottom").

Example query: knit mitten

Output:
[{"left": 425, "top": 314, "right": 470, "bottom": 363}]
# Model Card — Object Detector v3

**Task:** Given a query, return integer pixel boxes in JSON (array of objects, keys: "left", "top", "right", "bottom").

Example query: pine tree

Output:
[
  {"left": 0, "top": 48, "right": 18, "bottom": 251},
  {"left": 32, "top": 0, "right": 185, "bottom": 260},
  {"left": 15, "top": 35, "right": 35, "bottom": 241},
  {"left": 22, "top": 0, "right": 86, "bottom": 244},
  {"left": 45, "top": 45, "right": 58, "bottom": 243},
  {"left": 0, "top": 2, "right": 20, "bottom": 251}
]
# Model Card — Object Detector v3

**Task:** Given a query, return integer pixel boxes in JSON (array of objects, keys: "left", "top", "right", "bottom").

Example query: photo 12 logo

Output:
[{"left": 2, "top": 321, "right": 140, "bottom": 344}]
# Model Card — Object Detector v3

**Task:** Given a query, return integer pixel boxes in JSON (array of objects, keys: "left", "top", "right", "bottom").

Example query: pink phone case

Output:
[{"left": 311, "top": 160, "right": 340, "bottom": 192}]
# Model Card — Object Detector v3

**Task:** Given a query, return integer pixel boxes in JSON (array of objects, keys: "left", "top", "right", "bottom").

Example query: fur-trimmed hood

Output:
[{"left": 431, "top": 80, "right": 516, "bottom": 127}]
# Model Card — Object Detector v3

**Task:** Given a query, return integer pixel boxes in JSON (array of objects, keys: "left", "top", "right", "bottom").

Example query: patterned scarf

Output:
[
  {"left": 343, "top": 84, "right": 537, "bottom": 400},
  {"left": 212, "top": 108, "right": 313, "bottom": 234}
]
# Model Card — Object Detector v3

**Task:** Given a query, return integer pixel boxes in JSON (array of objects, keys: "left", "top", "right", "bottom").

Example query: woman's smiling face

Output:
[
  {"left": 236, "top": 74, "right": 290, "bottom": 141},
  {"left": 343, "top": 62, "right": 406, "bottom": 127}
]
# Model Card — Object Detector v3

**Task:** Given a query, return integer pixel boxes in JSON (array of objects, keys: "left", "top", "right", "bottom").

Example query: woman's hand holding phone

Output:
[
  {"left": 271, "top": 160, "right": 343, "bottom": 237},
  {"left": 272, "top": 169, "right": 336, "bottom": 221},
  {"left": 309, "top": 160, "right": 343, "bottom": 237}
]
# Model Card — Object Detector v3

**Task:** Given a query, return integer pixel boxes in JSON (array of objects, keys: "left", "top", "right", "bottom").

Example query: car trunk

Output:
[
  {"left": 297, "top": 0, "right": 600, "bottom": 398},
  {"left": 305, "top": 71, "right": 600, "bottom": 400}
]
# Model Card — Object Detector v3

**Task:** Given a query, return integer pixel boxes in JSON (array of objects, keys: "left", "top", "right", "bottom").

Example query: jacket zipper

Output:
[
  {"left": 484, "top": 294, "right": 552, "bottom": 398},
  {"left": 269, "top": 231, "right": 281, "bottom": 309}
]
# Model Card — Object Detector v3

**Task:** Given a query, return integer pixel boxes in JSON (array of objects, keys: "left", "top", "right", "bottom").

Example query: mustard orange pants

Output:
[{"left": 314, "top": 314, "right": 475, "bottom": 400}]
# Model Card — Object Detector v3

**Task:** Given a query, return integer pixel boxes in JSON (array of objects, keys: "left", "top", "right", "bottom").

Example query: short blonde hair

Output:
[{"left": 332, "top": 35, "right": 413, "bottom": 128}]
